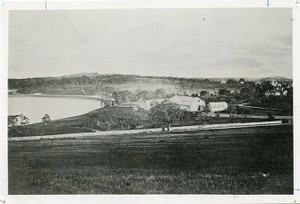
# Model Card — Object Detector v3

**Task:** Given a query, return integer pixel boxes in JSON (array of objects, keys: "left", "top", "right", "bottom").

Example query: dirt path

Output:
[
  {"left": 8, "top": 121, "right": 287, "bottom": 142},
  {"left": 207, "top": 113, "right": 293, "bottom": 120}
]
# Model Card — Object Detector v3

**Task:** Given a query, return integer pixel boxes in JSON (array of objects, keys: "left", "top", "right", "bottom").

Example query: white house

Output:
[
  {"left": 8, "top": 89, "right": 18, "bottom": 94},
  {"left": 270, "top": 90, "right": 281, "bottom": 96},
  {"left": 207, "top": 102, "right": 228, "bottom": 113},
  {"left": 282, "top": 90, "right": 288, "bottom": 96},
  {"left": 8, "top": 114, "right": 29, "bottom": 127},
  {"left": 168, "top": 95, "right": 206, "bottom": 112}
]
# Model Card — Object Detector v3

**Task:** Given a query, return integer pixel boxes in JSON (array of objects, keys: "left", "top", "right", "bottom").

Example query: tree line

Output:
[{"left": 9, "top": 75, "right": 272, "bottom": 97}]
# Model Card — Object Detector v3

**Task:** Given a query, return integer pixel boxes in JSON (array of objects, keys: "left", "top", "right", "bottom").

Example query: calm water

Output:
[{"left": 8, "top": 96, "right": 102, "bottom": 124}]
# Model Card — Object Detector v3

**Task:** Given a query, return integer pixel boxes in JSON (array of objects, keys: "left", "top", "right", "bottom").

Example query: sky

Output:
[{"left": 9, "top": 8, "right": 292, "bottom": 79}]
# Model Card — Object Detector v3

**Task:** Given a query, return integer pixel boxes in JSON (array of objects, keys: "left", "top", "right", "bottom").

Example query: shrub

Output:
[
  {"left": 87, "top": 107, "right": 146, "bottom": 131},
  {"left": 148, "top": 103, "right": 191, "bottom": 130}
]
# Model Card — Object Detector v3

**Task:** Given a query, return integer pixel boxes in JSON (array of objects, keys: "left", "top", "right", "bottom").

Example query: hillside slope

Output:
[{"left": 9, "top": 73, "right": 274, "bottom": 95}]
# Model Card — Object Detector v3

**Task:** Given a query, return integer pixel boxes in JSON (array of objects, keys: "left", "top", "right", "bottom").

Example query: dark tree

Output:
[
  {"left": 226, "top": 79, "right": 238, "bottom": 84},
  {"left": 136, "top": 90, "right": 154, "bottom": 101},
  {"left": 219, "top": 89, "right": 230, "bottom": 96},
  {"left": 87, "top": 107, "right": 145, "bottom": 130},
  {"left": 200, "top": 91, "right": 210, "bottom": 97},
  {"left": 261, "top": 81, "right": 274, "bottom": 92},
  {"left": 148, "top": 103, "right": 190, "bottom": 131},
  {"left": 42, "top": 114, "right": 51, "bottom": 125},
  {"left": 267, "top": 112, "right": 275, "bottom": 121},
  {"left": 154, "top": 88, "right": 167, "bottom": 99}
]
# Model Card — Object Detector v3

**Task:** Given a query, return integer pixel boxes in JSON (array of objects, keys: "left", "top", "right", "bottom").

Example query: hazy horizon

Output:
[
  {"left": 8, "top": 71, "right": 292, "bottom": 80},
  {"left": 9, "top": 9, "right": 292, "bottom": 79}
]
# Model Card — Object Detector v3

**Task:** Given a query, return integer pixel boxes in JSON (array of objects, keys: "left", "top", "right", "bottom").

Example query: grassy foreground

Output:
[{"left": 8, "top": 125, "right": 293, "bottom": 194}]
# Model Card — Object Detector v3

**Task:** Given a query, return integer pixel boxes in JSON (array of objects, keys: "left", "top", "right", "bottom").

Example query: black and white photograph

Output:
[{"left": 1, "top": 1, "right": 299, "bottom": 202}]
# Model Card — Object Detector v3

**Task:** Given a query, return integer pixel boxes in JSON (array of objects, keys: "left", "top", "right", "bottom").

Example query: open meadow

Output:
[{"left": 8, "top": 125, "right": 293, "bottom": 194}]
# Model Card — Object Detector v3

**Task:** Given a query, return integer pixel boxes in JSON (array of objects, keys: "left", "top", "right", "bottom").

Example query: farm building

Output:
[
  {"left": 207, "top": 102, "right": 228, "bottom": 112},
  {"left": 270, "top": 90, "right": 281, "bottom": 96},
  {"left": 8, "top": 114, "right": 29, "bottom": 127},
  {"left": 98, "top": 97, "right": 116, "bottom": 107},
  {"left": 8, "top": 89, "right": 18, "bottom": 95},
  {"left": 282, "top": 90, "right": 288, "bottom": 96},
  {"left": 168, "top": 95, "right": 206, "bottom": 112},
  {"left": 265, "top": 90, "right": 281, "bottom": 97}
]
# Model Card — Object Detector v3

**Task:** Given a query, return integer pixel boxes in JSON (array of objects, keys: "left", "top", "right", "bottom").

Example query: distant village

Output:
[
  {"left": 115, "top": 79, "right": 293, "bottom": 112},
  {"left": 117, "top": 95, "right": 227, "bottom": 113}
]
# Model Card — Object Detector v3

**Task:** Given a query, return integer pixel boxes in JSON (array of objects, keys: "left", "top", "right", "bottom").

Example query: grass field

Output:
[
  {"left": 8, "top": 125, "right": 293, "bottom": 194},
  {"left": 8, "top": 115, "right": 264, "bottom": 137}
]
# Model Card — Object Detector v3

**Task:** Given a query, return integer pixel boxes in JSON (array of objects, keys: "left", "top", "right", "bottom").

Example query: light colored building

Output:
[
  {"left": 265, "top": 89, "right": 282, "bottom": 97},
  {"left": 99, "top": 97, "right": 116, "bottom": 107},
  {"left": 207, "top": 102, "right": 228, "bottom": 113},
  {"left": 270, "top": 90, "right": 281, "bottom": 96},
  {"left": 8, "top": 114, "right": 29, "bottom": 127},
  {"left": 168, "top": 95, "right": 206, "bottom": 112},
  {"left": 8, "top": 89, "right": 18, "bottom": 94}
]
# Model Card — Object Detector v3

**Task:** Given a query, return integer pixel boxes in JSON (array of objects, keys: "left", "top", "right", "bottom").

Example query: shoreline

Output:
[
  {"left": 8, "top": 94, "right": 105, "bottom": 124},
  {"left": 8, "top": 93, "right": 115, "bottom": 101}
]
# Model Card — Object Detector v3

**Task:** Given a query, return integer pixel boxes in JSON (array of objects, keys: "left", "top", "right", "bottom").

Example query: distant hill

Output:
[
  {"left": 209, "top": 76, "right": 292, "bottom": 83},
  {"left": 59, "top": 73, "right": 292, "bottom": 83},
  {"left": 8, "top": 73, "right": 293, "bottom": 100},
  {"left": 261, "top": 76, "right": 292, "bottom": 82},
  {"left": 60, "top": 72, "right": 99, "bottom": 78}
]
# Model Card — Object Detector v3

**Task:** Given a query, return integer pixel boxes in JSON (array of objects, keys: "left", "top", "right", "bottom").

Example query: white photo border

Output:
[{"left": 0, "top": 1, "right": 299, "bottom": 203}]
